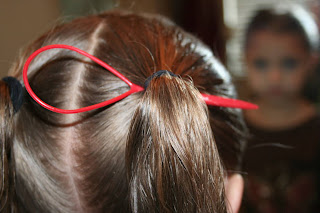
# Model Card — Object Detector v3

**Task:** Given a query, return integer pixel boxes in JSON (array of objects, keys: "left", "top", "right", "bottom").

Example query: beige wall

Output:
[
  {"left": 0, "top": 0, "right": 60, "bottom": 77},
  {"left": 117, "top": 0, "right": 172, "bottom": 17}
]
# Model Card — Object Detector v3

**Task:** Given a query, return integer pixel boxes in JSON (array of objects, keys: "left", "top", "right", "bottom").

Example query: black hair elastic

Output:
[
  {"left": 2, "top": 77, "right": 24, "bottom": 113},
  {"left": 144, "top": 70, "right": 177, "bottom": 89}
]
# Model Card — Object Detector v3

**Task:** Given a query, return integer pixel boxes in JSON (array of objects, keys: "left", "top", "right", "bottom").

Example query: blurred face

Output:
[{"left": 245, "top": 30, "right": 311, "bottom": 102}]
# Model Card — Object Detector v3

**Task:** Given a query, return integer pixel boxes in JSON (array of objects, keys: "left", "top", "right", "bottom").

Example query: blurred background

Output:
[{"left": 0, "top": 0, "right": 318, "bottom": 80}]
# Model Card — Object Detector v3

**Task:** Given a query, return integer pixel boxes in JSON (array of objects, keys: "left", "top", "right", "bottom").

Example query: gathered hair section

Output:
[
  {"left": 126, "top": 73, "right": 227, "bottom": 213},
  {"left": 0, "top": 80, "right": 17, "bottom": 212},
  {"left": 1, "top": 11, "right": 247, "bottom": 212}
]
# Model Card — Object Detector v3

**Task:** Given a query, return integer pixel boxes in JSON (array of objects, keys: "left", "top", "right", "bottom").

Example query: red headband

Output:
[{"left": 23, "top": 44, "right": 258, "bottom": 114}]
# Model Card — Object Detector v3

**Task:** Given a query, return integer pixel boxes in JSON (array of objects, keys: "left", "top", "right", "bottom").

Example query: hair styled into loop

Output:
[
  {"left": 127, "top": 73, "right": 226, "bottom": 212},
  {"left": 2, "top": 10, "right": 247, "bottom": 212}
]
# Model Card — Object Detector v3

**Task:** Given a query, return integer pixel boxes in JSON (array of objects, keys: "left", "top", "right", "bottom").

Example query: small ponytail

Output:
[
  {"left": 126, "top": 72, "right": 227, "bottom": 212},
  {"left": 0, "top": 80, "right": 17, "bottom": 212}
]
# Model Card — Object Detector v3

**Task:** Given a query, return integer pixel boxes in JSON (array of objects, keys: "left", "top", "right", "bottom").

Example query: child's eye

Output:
[
  {"left": 281, "top": 57, "right": 299, "bottom": 70},
  {"left": 253, "top": 58, "right": 268, "bottom": 70}
]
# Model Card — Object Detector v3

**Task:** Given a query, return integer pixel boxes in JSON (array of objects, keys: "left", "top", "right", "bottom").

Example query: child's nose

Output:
[{"left": 268, "top": 69, "right": 282, "bottom": 83}]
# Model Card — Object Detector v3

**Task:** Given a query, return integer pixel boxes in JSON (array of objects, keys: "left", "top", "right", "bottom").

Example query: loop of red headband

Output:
[{"left": 23, "top": 44, "right": 257, "bottom": 114}]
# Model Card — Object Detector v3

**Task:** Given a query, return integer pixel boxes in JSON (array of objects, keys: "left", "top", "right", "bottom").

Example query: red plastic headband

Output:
[{"left": 23, "top": 44, "right": 258, "bottom": 114}]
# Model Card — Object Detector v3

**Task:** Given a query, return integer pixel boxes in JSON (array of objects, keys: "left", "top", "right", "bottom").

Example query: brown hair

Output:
[
  {"left": 0, "top": 11, "right": 247, "bottom": 212},
  {"left": 244, "top": 5, "right": 319, "bottom": 52}
]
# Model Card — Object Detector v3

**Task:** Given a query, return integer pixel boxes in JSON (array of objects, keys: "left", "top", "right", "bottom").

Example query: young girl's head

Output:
[
  {"left": 0, "top": 11, "right": 248, "bottom": 213},
  {"left": 244, "top": 5, "right": 319, "bottom": 103}
]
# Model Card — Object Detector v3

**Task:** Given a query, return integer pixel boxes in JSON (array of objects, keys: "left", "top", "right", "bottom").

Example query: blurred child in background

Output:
[{"left": 240, "top": 4, "right": 320, "bottom": 213}]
